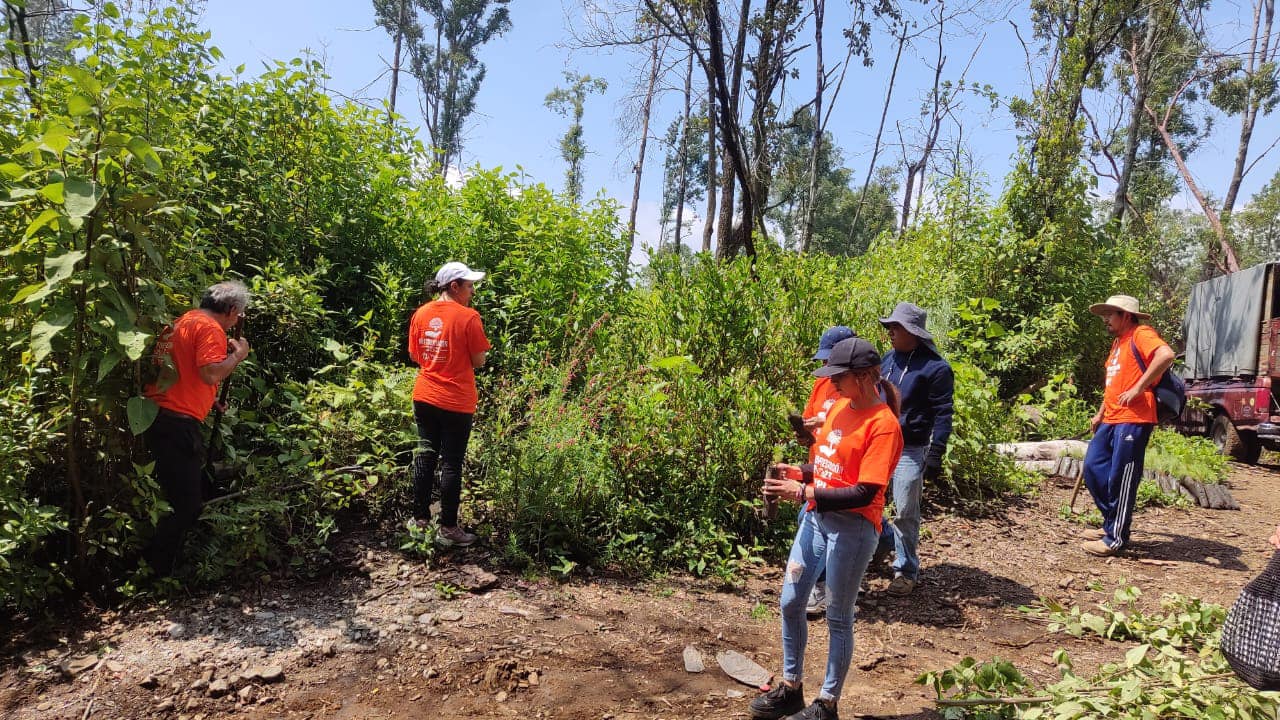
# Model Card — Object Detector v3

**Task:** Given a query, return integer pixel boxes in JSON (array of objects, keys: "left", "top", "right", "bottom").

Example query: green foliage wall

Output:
[{"left": 0, "top": 2, "right": 1166, "bottom": 611}]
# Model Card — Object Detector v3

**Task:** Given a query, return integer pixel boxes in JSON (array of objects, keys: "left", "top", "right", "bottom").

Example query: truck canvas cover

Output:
[{"left": 1182, "top": 262, "right": 1271, "bottom": 378}]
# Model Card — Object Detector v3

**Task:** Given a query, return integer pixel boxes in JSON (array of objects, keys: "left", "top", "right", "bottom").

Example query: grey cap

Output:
[{"left": 879, "top": 302, "right": 933, "bottom": 342}]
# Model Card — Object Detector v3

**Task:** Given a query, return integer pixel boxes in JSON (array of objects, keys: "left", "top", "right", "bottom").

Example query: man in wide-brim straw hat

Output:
[{"left": 1080, "top": 294, "right": 1174, "bottom": 557}]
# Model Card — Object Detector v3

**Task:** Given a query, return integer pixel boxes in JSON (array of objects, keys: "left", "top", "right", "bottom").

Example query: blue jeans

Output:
[
  {"left": 779, "top": 509, "right": 878, "bottom": 701},
  {"left": 877, "top": 444, "right": 927, "bottom": 581},
  {"left": 1083, "top": 422, "right": 1153, "bottom": 549}
]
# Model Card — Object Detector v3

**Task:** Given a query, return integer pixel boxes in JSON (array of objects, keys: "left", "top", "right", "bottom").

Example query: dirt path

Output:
[{"left": 4, "top": 462, "right": 1278, "bottom": 720}]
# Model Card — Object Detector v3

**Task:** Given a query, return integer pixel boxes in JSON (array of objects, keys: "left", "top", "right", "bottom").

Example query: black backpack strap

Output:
[{"left": 1129, "top": 338, "right": 1149, "bottom": 372}]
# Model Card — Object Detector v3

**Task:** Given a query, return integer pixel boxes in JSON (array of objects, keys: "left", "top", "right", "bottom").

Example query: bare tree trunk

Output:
[
  {"left": 1129, "top": 27, "right": 1241, "bottom": 273},
  {"left": 1109, "top": 16, "right": 1155, "bottom": 225},
  {"left": 3, "top": 1, "right": 41, "bottom": 110},
  {"left": 899, "top": 159, "right": 920, "bottom": 234},
  {"left": 1221, "top": 0, "right": 1276, "bottom": 223},
  {"left": 852, "top": 25, "right": 905, "bottom": 243},
  {"left": 899, "top": 17, "right": 946, "bottom": 235},
  {"left": 627, "top": 38, "right": 662, "bottom": 264},
  {"left": 713, "top": 0, "right": 752, "bottom": 258},
  {"left": 388, "top": 0, "right": 408, "bottom": 121},
  {"left": 800, "top": 0, "right": 825, "bottom": 254},
  {"left": 674, "top": 52, "right": 693, "bottom": 251},
  {"left": 702, "top": 78, "right": 717, "bottom": 253}
]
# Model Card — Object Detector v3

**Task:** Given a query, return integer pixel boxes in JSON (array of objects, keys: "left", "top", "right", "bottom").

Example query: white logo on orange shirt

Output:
[{"left": 817, "top": 428, "right": 842, "bottom": 458}]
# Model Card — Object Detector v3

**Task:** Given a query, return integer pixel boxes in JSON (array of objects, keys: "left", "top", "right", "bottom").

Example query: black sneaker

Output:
[
  {"left": 749, "top": 683, "right": 805, "bottom": 720},
  {"left": 786, "top": 699, "right": 838, "bottom": 720}
]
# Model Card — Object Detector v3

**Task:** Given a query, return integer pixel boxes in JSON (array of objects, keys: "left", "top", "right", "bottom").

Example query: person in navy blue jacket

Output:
[{"left": 875, "top": 302, "right": 954, "bottom": 596}]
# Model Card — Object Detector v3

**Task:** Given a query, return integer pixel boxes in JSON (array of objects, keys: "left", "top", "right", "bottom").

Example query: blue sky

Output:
[{"left": 198, "top": 1, "right": 1279, "bottom": 255}]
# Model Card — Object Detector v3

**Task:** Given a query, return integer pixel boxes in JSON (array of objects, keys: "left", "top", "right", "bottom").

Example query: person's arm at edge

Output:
[
  {"left": 198, "top": 337, "right": 249, "bottom": 385},
  {"left": 924, "top": 361, "right": 955, "bottom": 479}
]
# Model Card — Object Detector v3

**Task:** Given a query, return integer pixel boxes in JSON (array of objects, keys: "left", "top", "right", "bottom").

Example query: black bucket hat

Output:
[{"left": 813, "top": 337, "right": 881, "bottom": 378}]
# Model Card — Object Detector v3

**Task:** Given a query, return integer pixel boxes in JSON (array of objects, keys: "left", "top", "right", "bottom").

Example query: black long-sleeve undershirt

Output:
[{"left": 798, "top": 463, "right": 880, "bottom": 512}]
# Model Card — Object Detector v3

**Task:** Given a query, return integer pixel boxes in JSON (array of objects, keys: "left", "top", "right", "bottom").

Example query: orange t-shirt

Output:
[
  {"left": 803, "top": 377, "right": 841, "bottom": 424},
  {"left": 1101, "top": 325, "right": 1168, "bottom": 425},
  {"left": 408, "top": 299, "right": 491, "bottom": 414},
  {"left": 804, "top": 377, "right": 841, "bottom": 463},
  {"left": 808, "top": 398, "right": 904, "bottom": 532},
  {"left": 145, "top": 309, "right": 228, "bottom": 421}
]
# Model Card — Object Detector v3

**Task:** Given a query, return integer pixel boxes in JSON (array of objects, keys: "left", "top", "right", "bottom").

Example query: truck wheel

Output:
[{"left": 1212, "top": 414, "right": 1261, "bottom": 464}]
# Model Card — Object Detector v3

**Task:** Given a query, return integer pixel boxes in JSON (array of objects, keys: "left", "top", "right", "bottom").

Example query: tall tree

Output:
[
  {"left": 626, "top": 33, "right": 663, "bottom": 264},
  {"left": 545, "top": 71, "right": 609, "bottom": 203},
  {"left": 372, "top": 0, "right": 423, "bottom": 120},
  {"left": 406, "top": 0, "right": 512, "bottom": 176},
  {"left": 1134, "top": 0, "right": 1278, "bottom": 274}
]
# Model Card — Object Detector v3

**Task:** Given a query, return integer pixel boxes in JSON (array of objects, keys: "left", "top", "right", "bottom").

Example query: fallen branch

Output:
[{"left": 936, "top": 672, "right": 1241, "bottom": 707}]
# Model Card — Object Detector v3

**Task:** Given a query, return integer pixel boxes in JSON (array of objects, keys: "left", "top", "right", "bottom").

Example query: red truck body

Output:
[{"left": 1172, "top": 263, "right": 1280, "bottom": 463}]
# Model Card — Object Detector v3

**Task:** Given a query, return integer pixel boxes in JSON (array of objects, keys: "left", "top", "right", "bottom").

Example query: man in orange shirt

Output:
[
  {"left": 143, "top": 281, "right": 251, "bottom": 575},
  {"left": 1082, "top": 295, "right": 1174, "bottom": 557}
]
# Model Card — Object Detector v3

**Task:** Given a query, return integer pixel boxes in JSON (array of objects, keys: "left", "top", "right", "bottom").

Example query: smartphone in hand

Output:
[{"left": 788, "top": 413, "right": 815, "bottom": 446}]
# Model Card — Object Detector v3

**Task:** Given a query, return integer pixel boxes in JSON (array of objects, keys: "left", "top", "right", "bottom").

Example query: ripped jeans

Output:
[{"left": 778, "top": 509, "right": 879, "bottom": 702}]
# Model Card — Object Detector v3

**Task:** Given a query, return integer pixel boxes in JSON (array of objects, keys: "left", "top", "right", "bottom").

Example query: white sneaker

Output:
[{"left": 806, "top": 581, "right": 828, "bottom": 616}]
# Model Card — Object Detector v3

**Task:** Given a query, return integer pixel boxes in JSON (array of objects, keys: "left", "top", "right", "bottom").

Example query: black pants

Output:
[
  {"left": 142, "top": 410, "right": 205, "bottom": 576},
  {"left": 412, "top": 401, "right": 474, "bottom": 527}
]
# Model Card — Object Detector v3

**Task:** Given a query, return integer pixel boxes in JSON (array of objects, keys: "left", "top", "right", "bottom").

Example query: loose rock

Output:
[{"left": 208, "top": 679, "right": 230, "bottom": 697}]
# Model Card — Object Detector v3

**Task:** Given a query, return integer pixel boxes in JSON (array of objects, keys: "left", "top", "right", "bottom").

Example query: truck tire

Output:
[{"left": 1212, "top": 414, "right": 1262, "bottom": 464}]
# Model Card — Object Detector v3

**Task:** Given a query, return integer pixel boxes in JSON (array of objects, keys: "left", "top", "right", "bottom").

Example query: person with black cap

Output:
[
  {"left": 875, "top": 302, "right": 954, "bottom": 596},
  {"left": 1081, "top": 294, "right": 1173, "bottom": 557},
  {"left": 407, "top": 261, "right": 492, "bottom": 547},
  {"left": 801, "top": 326, "right": 856, "bottom": 617},
  {"left": 748, "top": 337, "right": 904, "bottom": 720}
]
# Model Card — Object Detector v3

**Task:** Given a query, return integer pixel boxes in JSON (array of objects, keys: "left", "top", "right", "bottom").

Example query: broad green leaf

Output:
[
  {"left": 39, "top": 182, "right": 64, "bottom": 203},
  {"left": 650, "top": 355, "right": 702, "bottom": 375},
  {"left": 9, "top": 282, "right": 43, "bottom": 303},
  {"left": 67, "top": 94, "right": 93, "bottom": 117},
  {"left": 65, "top": 66, "right": 102, "bottom": 96},
  {"left": 117, "top": 327, "right": 150, "bottom": 361},
  {"left": 41, "top": 125, "right": 70, "bottom": 154},
  {"left": 0, "top": 161, "right": 25, "bottom": 179},
  {"left": 127, "top": 396, "right": 159, "bottom": 436},
  {"left": 126, "top": 136, "right": 162, "bottom": 173},
  {"left": 63, "top": 178, "right": 100, "bottom": 218},
  {"left": 24, "top": 208, "right": 61, "bottom": 238},
  {"left": 44, "top": 250, "right": 85, "bottom": 285},
  {"left": 98, "top": 350, "right": 123, "bottom": 381},
  {"left": 31, "top": 312, "right": 73, "bottom": 364},
  {"left": 1124, "top": 643, "right": 1150, "bottom": 667}
]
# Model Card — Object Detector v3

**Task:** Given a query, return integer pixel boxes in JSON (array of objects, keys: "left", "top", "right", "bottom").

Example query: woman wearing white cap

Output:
[{"left": 407, "top": 261, "right": 491, "bottom": 547}]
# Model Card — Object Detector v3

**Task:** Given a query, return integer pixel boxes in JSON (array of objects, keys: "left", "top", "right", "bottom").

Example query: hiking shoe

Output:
[
  {"left": 749, "top": 682, "right": 805, "bottom": 719},
  {"left": 1078, "top": 528, "right": 1105, "bottom": 541},
  {"left": 1081, "top": 539, "right": 1117, "bottom": 557},
  {"left": 785, "top": 699, "right": 839, "bottom": 720},
  {"left": 887, "top": 575, "right": 917, "bottom": 596},
  {"left": 806, "top": 582, "right": 828, "bottom": 617},
  {"left": 435, "top": 525, "right": 478, "bottom": 547}
]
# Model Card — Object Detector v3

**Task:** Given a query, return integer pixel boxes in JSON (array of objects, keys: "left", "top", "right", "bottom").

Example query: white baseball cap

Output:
[{"left": 435, "top": 261, "right": 485, "bottom": 286}]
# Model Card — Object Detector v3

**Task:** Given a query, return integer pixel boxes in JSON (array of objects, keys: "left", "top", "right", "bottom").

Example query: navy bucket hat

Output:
[{"left": 813, "top": 326, "right": 857, "bottom": 361}]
